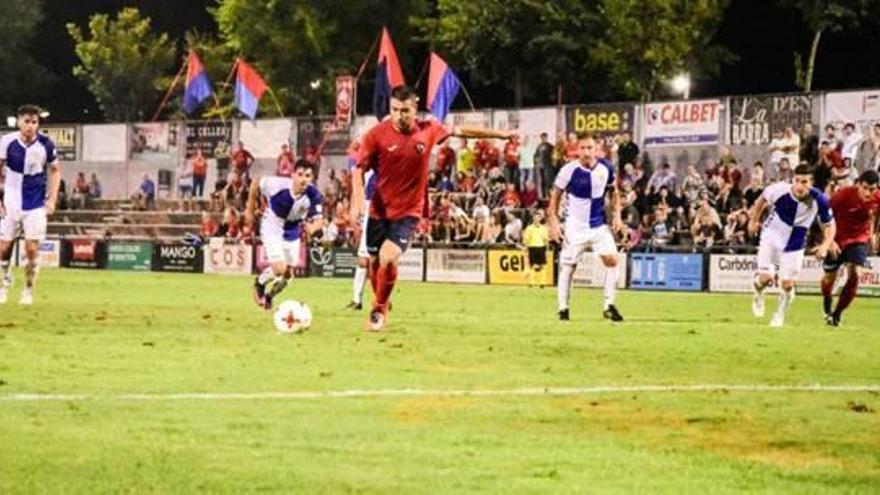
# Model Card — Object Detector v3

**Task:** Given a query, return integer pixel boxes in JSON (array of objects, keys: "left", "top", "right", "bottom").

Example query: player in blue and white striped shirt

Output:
[
  {"left": 748, "top": 164, "right": 836, "bottom": 328},
  {"left": 0, "top": 105, "right": 62, "bottom": 305}
]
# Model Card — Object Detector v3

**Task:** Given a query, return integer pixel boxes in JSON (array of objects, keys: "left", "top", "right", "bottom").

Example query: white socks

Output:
[
  {"left": 558, "top": 264, "right": 575, "bottom": 311},
  {"left": 352, "top": 266, "right": 368, "bottom": 304},
  {"left": 257, "top": 267, "right": 274, "bottom": 286},
  {"left": 603, "top": 264, "right": 619, "bottom": 310}
]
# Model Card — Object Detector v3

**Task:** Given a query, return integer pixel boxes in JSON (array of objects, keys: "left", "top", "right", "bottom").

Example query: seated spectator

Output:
[
  {"left": 742, "top": 176, "right": 764, "bottom": 209},
  {"left": 750, "top": 161, "right": 765, "bottom": 185},
  {"left": 215, "top": 207, "right": 240, "bottom": 239},
  {"left": 88, "top": 173, "right": 102, "bottom": 200},
  {"left": 210, "top": 173, "right": 230, "bottom": 211},
  {"left": 503, "top": 212, "right": 523, "bottom": 244},
  {"left": 200, "top": 211, "right": 218, "bottom": 238},
  {"left": 691, "top": 198, "right": 722, "bottom": 250},
  {"left": 776, "top": 157, "right": 793, "bottom": 182},
  {"left": 480, "top": 212, "right": 502, "bottom": 244},
  {"left": 501, "top": 183, "right": 521, "bottom": 210},
  {"left": 520, "top": 179, "right": 538, "bottom": 209},
  {"left": 724, "top": 209, "right": 750, "bottom": 248},
  {"left": 132, "top": 173, "right": 156, "bottom": 210},
  {"left": 72, "top": 172, "right": 89, "bottom": 209},
  {"left": 453, "top": 215, "right": 475, "bottom": 243},
  {"left": 457, "top": 170, "right": 475, "bottom": 193},
  {"left": 219, "top": 171, "right": 248, "bottom": 211},
  {"left": 681, "top": 163, "right": 704, "bottom": 203},
  {"left": 649, "top": 206, "right": 673, "bottom": 250},
  {"left": 648, "top": 162, "right": 676, "bottom": 194}
]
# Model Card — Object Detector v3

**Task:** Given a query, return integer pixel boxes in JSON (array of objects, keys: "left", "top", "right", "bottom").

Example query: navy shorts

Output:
[
  {"left": 366, "top": 216, "right": 419, "bottom": 256},
  {"left": 823, "top": 242, "right": 869, "bottom": 272}
]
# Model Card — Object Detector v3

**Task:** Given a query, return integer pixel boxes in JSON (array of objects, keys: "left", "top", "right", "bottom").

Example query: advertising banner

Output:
[
  {"left": 398, "top": 247, "right": 424, "bottom": 282},
  {"left": 152, "top": 243, "right": 203, "bottom": 273},
  {"left": 40, "top": 127, "right": 77, "bottom": 161},
  {"left": 106, "top": 242, "right": 152, "bottom": 271},
  {"left": 565, "top": 103, "right": 635, "bottom": 139},
  {"left": 644, "top": 99, "right": 721, "bottom": 146},
  {"left": 238, "top": 119, "right": 293, "bottom": 158},
  {"left": 445, "top": 111, "right": 492, "bottom": 129},
  {"left": 493, "top": 107, "right": 558, "bottom": 140},
  {"left": 203, "top": 239, "right": 253, "bottom": 275},
  {"left": 130, "top": 122, "right": 174, "bottom": 161},
  {"left": 709, "top": 254, "right": 880, "bottom": 296},
  {"left": 729, "top": 94, "right": 815, "bottom": 145},
  {"left": 487, "top": 249, "right": 554, "bottom": 286},
  {"left": 82, "top": 124, "right": 127, "bottom": 161},
  {"left": 296, "top": 117, "right": 349, "bottom": 156},
  {"left": 824, "top": 90, "right": 880, "bottom": 135},
  {"left": 62, "top": 239, "right": 104, "bottom": 269},
  {"left": 425, "top": 249, "right": 486, "bottom": 284},
  {"left": 629, "top": 253, "right": 703, "bottom": 291},
  {"left": 307, "top": 246, "right": 358, "bottom": 278},
  {"left": 185, "top": 121, "right": 232, "bottom": 159},
  {"left": 572, "top": 253, "right": 627, "bottom": 288},
  {"left": 335, "top": 76, "right": 355, "bottom": 130},
  {"left": 15, "top": 239, "right": 60, "bottom": 268}
]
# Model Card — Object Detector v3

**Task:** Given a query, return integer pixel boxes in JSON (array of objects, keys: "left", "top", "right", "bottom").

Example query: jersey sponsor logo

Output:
[{"left": 415, "top": 142, "right": 426, "bottom": 154}]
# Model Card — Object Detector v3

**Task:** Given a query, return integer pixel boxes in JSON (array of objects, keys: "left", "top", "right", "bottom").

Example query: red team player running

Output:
[
  {"left": 820, "top": 170, "right": 880, "bottom": 326},
  {"left": 351, "top": 85, "right": 515, "bottom": 331}
]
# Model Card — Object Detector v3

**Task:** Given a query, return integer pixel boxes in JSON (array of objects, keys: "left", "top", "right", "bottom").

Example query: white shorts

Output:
[
  {"left": 357, "top": 200, "right": 370, "bottom": 258},
  {"left": 264, "top": 238, "right": 301, "bottom": 267},
  {"left": 757, "top": 239, "right": 804, "bottom": 281},
  {"left": 1, "top": 207, "right": 47, "bottom": 241},
  {"left": 560, "top": 224, "right": 617, "bottom": 265}
]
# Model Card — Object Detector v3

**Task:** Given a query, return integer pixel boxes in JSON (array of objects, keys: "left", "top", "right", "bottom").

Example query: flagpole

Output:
[
  {"left": 459, "top": 81, "right": 477, "bottom": 112},
  {"left": 413, "top": 56, "right": 430, "bottom": 91},
  {"left": 216, "top": 58, "right": 241, "bottom": 119},
  {"left": 150, "top": 56, "right": 188, "bottom": 122},
  {"left": 265, "top": 86, "right": 285, "bottom": 117}
]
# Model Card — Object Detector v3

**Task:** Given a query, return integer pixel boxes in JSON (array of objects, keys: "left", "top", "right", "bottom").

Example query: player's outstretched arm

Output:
[
  {"left": 816, "top": 221, "right": 837, "bottom": 260},
  {"left": 452, "top": 125, "right": 517, "bottom": 142},
  {"left": 46, "top": 161, "right": 62, "bottom": 215}
]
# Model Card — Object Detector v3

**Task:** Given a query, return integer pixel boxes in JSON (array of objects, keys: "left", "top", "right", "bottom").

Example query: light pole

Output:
[{"left": 671, "top": 73, "right": 691, "bottom": 100}]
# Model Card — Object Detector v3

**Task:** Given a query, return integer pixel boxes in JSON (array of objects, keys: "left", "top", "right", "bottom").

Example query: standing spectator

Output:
[
  {"left": 767, "top": 131, "right": 786, "bottom": 178},
  {"left": 177, "top": 158, "right": 193, "bottom": 201},
  {"left": 214, "top": 140, "right": 230, "bottom": 178},
  {"left": 855, "top": 123, "right": 880, "bottom": 173},
  {"left": 72, "top": 172, "right": 89, "bottom": 209},
  {"left": 564, "top": 132, "right": 580, "bottom": 161},
  {"left": 520, "top": 179, "right": 538, "bottom": 209},
  {"left": 815, "top": 140, "right": 842, "bottom": 192},
  {"left": 841, "top": 122, "right": 864, "bottom": 164},
  {"left": 535, "top": 132, "right": 554, "bottom": 198},
  {"left": 776, "top": 157, "right": 793, "bottom": 182},
  {"left": 482, "top": 140, "right": 501, "bottom": 171},
  {"left": 823, "top": 124, "right": 840, "bottom": 151},
  {"left": 647, "top": 162, "right": 676, "bottom": 195},
  {"left": 502, "top": 137, "right": 520, "bottom": 187},
  {"left": 800, "top": 122, "right": 819, "bottom": 166},
  {"left": 191, "top": 149, "right": 208, "bottom": 198},
  {"left": 779, "top": 126, "right": 801, "bottom": 171},
  {"left": 435, "top": 140, "right": 456, "bottom": 179},
  {"left": 456, "top": 138, "right": 475, "bottom": 178},
  {"left": 503, "top": 212, "right": 523, "bottom": 244},
  {"left": 750, "top": 161, "right": 765, "bottom": 186},
  {"left": 231, "top": 141, "right": 255, "bottom": 180},
  {"left": 88, "top": 173, "right": 102, "bottom": 200},
  {"left": 277, "top": 143, "right": 295, "bottom": 177},
  {"left": 518, "top": 136, "right": 536, "bottom": 190},
  {"left": 617, "top": 131, "right": 639, "bottom": 172},
  {"left": 742, "top": 176, "right": 764, "bottom": 209}
]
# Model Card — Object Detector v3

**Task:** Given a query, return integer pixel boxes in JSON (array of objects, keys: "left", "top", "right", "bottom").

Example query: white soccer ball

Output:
[{"left": 273, "top": 299, "right": 312, "bottom": 334}]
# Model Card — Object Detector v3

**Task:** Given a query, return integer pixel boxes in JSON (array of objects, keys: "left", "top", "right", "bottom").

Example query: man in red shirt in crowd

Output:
[
  {"left": 277, "top": 143, "right": 295, "bottom": 177},
  {"left": 503, "top": 137, "right": 520, "bottom": 188},
  {"left": 191, "top": 149, "right": 208, "bottom": 197},
  {"left": 351, "top": 85, "right": 515, "bottom": 331},
  {"left": 231, "top": 141, "right": 255, "bottom": 180},
  {"left": 435, "top": 140, "right": 456, "bottom": 179},
  {"left": 820, "top": 170, "right": 880, "bottom": 326}
]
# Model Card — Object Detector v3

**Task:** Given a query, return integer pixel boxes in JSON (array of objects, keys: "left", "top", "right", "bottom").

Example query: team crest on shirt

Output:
[{"left": 415, "top": 142, "right": 427, "bottom": 154}]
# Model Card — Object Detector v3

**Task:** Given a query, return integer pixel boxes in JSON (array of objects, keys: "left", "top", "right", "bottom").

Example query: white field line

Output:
[{"left": 1, "top": 384, "right": 879, "bottom": 402}]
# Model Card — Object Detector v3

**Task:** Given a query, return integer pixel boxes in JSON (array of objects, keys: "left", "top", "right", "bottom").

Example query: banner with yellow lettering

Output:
[{"left": 487, "top": 249, "right": 554, "bottom": 286}]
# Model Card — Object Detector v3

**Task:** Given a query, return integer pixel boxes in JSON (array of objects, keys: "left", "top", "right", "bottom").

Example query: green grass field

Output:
[{"left": 1, "top": 269, "right": 878, "bottom": 494}]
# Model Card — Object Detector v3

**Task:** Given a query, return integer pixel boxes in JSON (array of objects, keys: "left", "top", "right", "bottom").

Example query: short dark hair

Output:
[
  {"left": 825, "top": 124, "right": 835, "bottom": 131},
  {"left": 844, "top": 122, "right": 856, "bottom": 131},
  {"left": 857, "top": 169, "right": 879, "bottom": 186},
  {"left": 17, "top": 104, "right": 42, "bottom": 117},
  {"left": 793, "top": 163, "right": 812, "bottom": 176},
  {"left": 294, "top": 159, "right": 313, "bottom": 172},
  {"left": 540, "top": 132, "right": 548, "bottom": 138},
  {"left": 390, "top": 85, "right": 417, "bottom": 101}
]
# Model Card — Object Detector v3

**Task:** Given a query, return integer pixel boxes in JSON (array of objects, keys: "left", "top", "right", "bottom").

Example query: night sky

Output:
[{"left": 34, "top": 0, "right": 880, "bottom": 122}]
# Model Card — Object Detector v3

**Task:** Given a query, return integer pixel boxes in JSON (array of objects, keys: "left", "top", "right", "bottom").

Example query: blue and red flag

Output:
[
  {"left": 426, "top": 52, "right": 461, "bottom": 122},
  {"left": 235, "top": 59, "right": 268, "bottom": 120},
  {"left": 183, "top": 50, "right": 213, "bottom": 115},
  {"left": 372, "top": 27, "right": 405, "bottom": 119}
]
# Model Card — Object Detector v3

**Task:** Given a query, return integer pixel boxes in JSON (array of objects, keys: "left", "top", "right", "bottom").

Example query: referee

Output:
[{"left": 522, "top": 211, "right": 549, "bottom": 288}]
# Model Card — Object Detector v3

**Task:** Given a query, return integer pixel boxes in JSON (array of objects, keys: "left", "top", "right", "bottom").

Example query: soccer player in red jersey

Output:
[
  {"left": 351, "top": 85, "right": 515, "bottom": 331},
  {"left": 820, "top": 170, "right": 880, "bottom": 326}
]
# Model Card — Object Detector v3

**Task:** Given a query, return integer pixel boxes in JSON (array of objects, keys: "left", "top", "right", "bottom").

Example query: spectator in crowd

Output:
[
  {"left": 841, "top": 122, "right": 863, "bottom": 164},
  {"left": 480, "top": 212, "right": 502, "bottom": 244},
  {"left": 776, "top": 157, "right": 793, "bottom": 182},
  {"left": 854, "top": 123, "right": 880, "bottom": 173},
  {"left": 88, "top": 173, "right": 102, "bottom": 200},
  {"left": 814, "top": 141, "right": 840, "bottom": 192},
  {"left": 767, "top": 131, "right": 786, "bottom": 180},
  {"left": 520, "top": 179, "right": 538, "bottom": 209},
  {"left": 231, "top": 141, "right": 255, "bottom": 180},
  {"left": 800, "top": 122, "right": 819, "bottom": 166},
  {"left": 503, "top": 212, "right": 523, "bottom": 244},
  {"left": 277, "top": 143, "right": 295, "bottom": 177},
  {"left": 72, "top": 172, "right": 89, "bottom": 209},
  {"left": 132, "top": 173, "right": 156, "bottom": 210},
  {"left": 617, "top": 131, "right": 639, "bottom": 173},
  {"left": 723, "top": 208, "right": 750, "bottom": 248},
  {"left": 779, "top": 126, "right": 801, "bottom": 172},
  {"left": 435, "top": 139, "right": 456, "bottom": 179},
  {"left": 647, "top": 162, "right": 676, "bottom": 194},
  {"left": 742, "top": 175, "right": 764, "bottom": 209},
  {"left": 200, "top": 211, "right": 218, "bottom": 238},
  {"left": 518, "top": 135, "right": 536, "bottom": 191},
  {"left": 215, "top": 207, "right": 240, "bottom": 240},
  {"left": 482, "top": 139, "right": 501, "bottom": 171},
  {"left": 214, "top": 140, "right": 230, "bottom": 178},
  {"left": 221, "top": 171, "right": 248, "bottom": 211},
  {"left": 564, "top": 132, "right": 579, "bottom": 161},
  {"left": 648, "top": 206, "right": 673, "bottom": 250},
  {"left": 716, "top": 181, "right": 743, "bottom": 216},
  {"left": 823, "top": 124, "right": 840, "bottom": 151},
  {"left": 691, "top": 195, "right": 722, "bottom": 250},
  {"left": 750, "top": 161, "right": 765, "bottom": 185},
  {"left": 535, "top": 132, "right": 554, "bottom": 198},
  {"left": 502, "top": 137, "right": 520, "bottom": 187},
  {"left": 718, "top": 158, "right": 743, "bottom": 191},
  {"left": 456, "top": 138, "right": 475, "bottom": 178},
  {"left": 56, "top": 178, "right": 68, "bottom": 211},
  {"left": 501, "top": 183, "right": 521, "bottom": 210},
  {"left": 191, "top": 149, "right": 208, "bottom": 198},
  {"left": 210, "top": 172, "right": 229, "bottom": 211},
  {"left": 177, "top": 159, "right": 193, "bottom": 202}
]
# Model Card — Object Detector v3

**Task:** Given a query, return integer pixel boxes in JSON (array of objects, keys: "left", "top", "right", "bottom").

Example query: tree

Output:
[
  {"left": 783, "top": 0, "right": 875, "bottom": 92},
  {"left": 212, "top": 0, "right": 428, "bottom": 116},
  {"left": 68, "top": 8, "right": 175, "bottom": 122},
  {"left": 0, "top": 0, "right": 52, "bottom": 117},
  {"left": 415, "top": 0, "right": 599, "bottom": 107},
  {"left": 592, "top": 0, "right": 734, "bottom": 101}
]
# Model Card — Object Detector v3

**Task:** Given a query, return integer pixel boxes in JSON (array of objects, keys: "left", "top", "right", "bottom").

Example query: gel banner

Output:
[
  {"left": 15, "top": 239, "right": 60, "bottom": 268},
  {"left": 426, "top": 249, "right": 486, "bottom": 284},
  {"left": 488, "top": 249, "right": 554, "bottom": 286},
  {"left": 644, "top": 99, "right": 721, "bottom": 146},
  {"left": 398, "top": 248, "right": 424, "bottom": 282},
  {"left": 203, "top": 239, "right": 253, "bottom": 275},
  {"left": 62, "top": 239, "right": 105, "bottom": 269},
  {"left": 40, "top": 127, "right": 77, "bottom": 161},
  {"left": 629, "top": 253, "right": 703, "bottom": 291},
  {"left": 152, "top": 243, "right": 203, "bottom": 273},
  {"left": 572, "top": 253, "right": 627, "bottom": 288},
  {"left": 565, "top": 103, "right": 635, "bottom": 139},
  {"left": 729, "top": 94, "right": 815, "bottom": 146},
  {"left": 106, "top": 242, "right": 152, "bottom": 271}
]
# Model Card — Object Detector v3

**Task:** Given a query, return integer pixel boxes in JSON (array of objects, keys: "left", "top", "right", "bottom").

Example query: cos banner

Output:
[
  {"left": 572, "top": 253, "right": 627, "bottom": 288},
  {"left": 426, "top": 249, "right": 486, "bottom": 284},
  {"left": 644, "top": 100, "right": 721, "bottom": 146},
  {"left": 107, "top": 242, "right": 152, "bottom": 271},
  {"left": 629, "top": 253, "right": 703, "bottom": 291},
  {"left": 15, "top": 240, "right": 60, "bottom": 268},
  {"left": 204, "top": 239, "right": 253, "bottom": 275},
  {"left": 565, "top": 104, "right": 635, "bottom": 139},
  {"left": 153, "top": 243, "right": 203, "bottom": 273},
  {"left": 398, "top": 248, "right": 424, "bottom": 282},
  {"left": 488, "top": 249, "right": 554, "bottom": 286}
]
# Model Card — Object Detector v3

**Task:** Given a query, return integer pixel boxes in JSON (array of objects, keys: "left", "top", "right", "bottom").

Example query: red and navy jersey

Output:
[
  {"left": 831, "top": 186, "right": 880, "bottom": 248},
  {"left": 357, "top": 119, "right": 449, "bottom": 220}
]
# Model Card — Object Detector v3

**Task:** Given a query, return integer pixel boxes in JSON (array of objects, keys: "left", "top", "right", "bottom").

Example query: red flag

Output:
[
  {"left": 373, "top": 27, "right": 406, "bottom": 118},
  {"left": 235, "top": 59, "right": 269, "bottom": 119}
]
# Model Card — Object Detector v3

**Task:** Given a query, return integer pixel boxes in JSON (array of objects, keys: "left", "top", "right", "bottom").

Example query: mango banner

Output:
[{"left": 487, "top": 249, "right": 554, "bottom": 286}]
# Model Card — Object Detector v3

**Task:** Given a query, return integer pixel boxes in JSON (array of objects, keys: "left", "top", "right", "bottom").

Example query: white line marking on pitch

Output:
[{"left": 1, "top": 384, "right": 878, "bottom": 402}]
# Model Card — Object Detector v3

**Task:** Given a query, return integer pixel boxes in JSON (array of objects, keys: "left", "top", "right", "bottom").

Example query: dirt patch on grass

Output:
[{"left": 392, "top": 396, "right": 474, "bottom": 424}]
